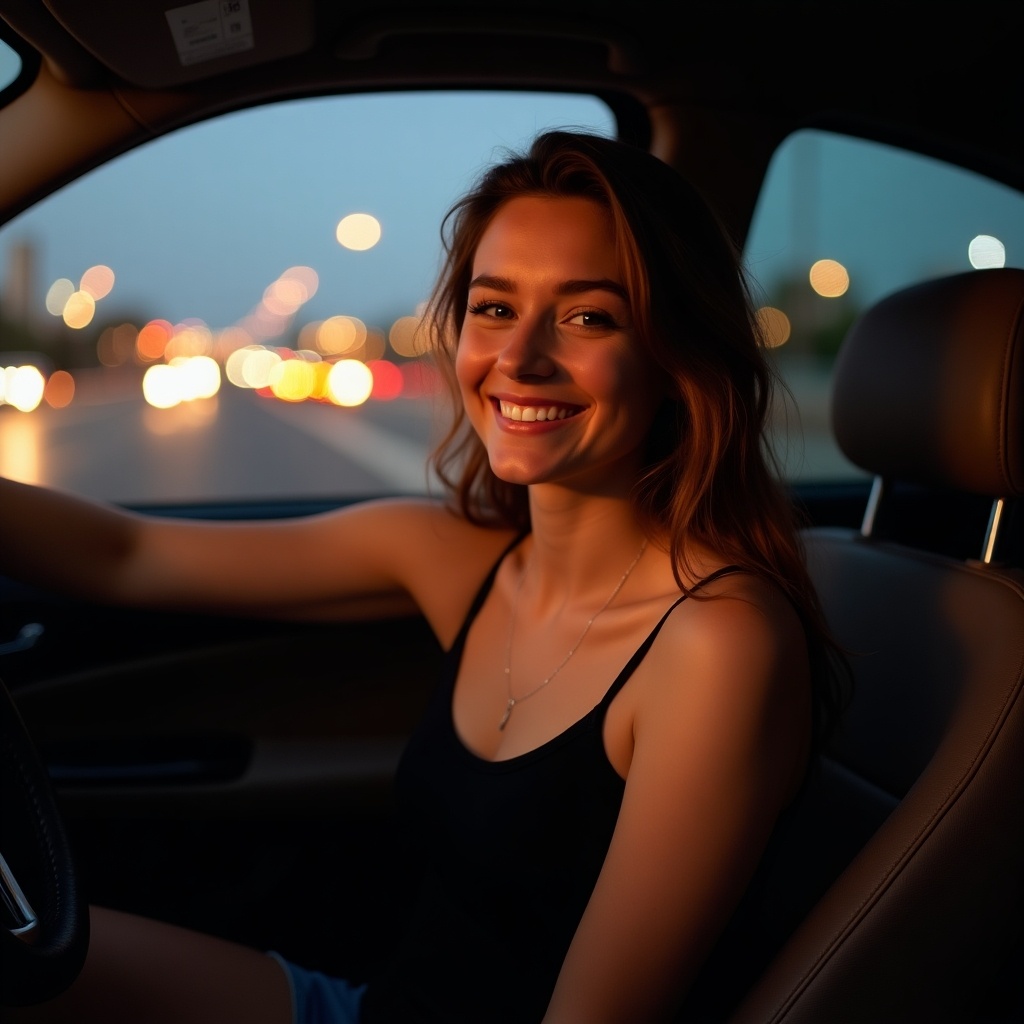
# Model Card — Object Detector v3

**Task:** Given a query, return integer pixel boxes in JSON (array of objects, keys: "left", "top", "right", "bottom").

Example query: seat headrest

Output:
[{"left": 831, "top": 267, "right": 1024, "bottom": 497}]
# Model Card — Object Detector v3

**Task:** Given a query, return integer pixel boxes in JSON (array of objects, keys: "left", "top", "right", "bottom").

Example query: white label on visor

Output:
[{"left": 165, "top": 0, "right": 254, "bottom": 67}]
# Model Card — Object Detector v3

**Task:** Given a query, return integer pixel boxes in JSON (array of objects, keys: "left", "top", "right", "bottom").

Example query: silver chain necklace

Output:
[{"left": 499, "top": 538, "right": 648, "bottom": 731}]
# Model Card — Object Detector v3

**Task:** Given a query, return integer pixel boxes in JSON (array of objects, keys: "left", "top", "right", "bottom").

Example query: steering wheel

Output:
[{"left": 0, "top": 674, "right": 88, "bottom": 1005}]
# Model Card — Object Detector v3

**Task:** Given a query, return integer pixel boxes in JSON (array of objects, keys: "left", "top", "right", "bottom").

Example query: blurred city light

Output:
[
  {"left": 809, "top": 259, "right": 850, "bottom": 298},
  {"left": 44, "top": 369, "right": 75, "bottom": 408},
  {"left": 327, "top": 359, "right": 374, "bottom": 406},
  {"left": 336, "top": 213, "right": 381, "bottom": 251},
  {"left": 80, "top": 264, "right": 115, "bottom": 300},
  {"left": 968, "top": 234, "right": 1006, "bottom": 269},
  {"left": 755, "top": 306, "right": 791, "bottom": 347},
  {"left": 1, "top": 364, "right": 46, "bottom": 411}
]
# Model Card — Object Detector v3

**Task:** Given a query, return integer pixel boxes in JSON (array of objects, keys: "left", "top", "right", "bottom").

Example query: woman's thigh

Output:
[{"left": 0, "top": 905, "right": 293, "bottom": 1024}]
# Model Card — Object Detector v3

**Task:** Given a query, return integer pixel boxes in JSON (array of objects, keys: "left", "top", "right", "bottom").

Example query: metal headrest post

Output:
[
  {"left": 860, "top": 475, "right": 885, "bottom": 539},
  {"left": 981, "top": 498, "right": 1006, "bottom": 565}
]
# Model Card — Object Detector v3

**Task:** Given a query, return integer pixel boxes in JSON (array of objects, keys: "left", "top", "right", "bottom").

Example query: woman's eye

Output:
[
  {"left": 566, "top": 310, "right": 617, "bottom": 328},
  {"left": 468, "top": 300, "right": 514, "bottom": 319}
]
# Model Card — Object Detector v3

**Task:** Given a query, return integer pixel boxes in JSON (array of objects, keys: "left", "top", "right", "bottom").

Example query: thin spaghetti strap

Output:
[
  {"left": 597, "top": 564, "right": 749, "bottom": 709},
  {"left": 691, "top": 563, "right": 747, "bottom": 592},
  {"left": 446, "top": 531, "right": 529, "bottom": 655}
]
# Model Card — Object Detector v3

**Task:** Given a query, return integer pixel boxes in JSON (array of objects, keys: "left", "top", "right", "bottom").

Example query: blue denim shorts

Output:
[{"left": 268, "top": 952, "right": 367, "bottom": 1024}]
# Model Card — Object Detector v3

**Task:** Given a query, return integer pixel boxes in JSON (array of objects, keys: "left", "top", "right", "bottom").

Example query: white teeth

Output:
[{"left": 498, "top": 401, "right": 573, "bottom": 422}]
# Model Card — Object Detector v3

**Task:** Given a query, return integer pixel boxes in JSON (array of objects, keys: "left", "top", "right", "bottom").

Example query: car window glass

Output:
[
  {"left": 0, "top": 34, "right": 24, "bottom": 96},
  {"left": 745, "top": 129, "right": 1024, "bottom": 482},
  {"left": 0, "top": 91, "right": 615, "bottom": 504}
]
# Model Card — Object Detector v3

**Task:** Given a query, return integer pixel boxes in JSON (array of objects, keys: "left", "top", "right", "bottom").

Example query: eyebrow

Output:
[{"left": 468, "top": 274, "right": 628, "bottom": 301}]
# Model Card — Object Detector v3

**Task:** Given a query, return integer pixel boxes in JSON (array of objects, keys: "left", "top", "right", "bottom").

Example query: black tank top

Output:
[{"left": 359, "top": 540, "right": 742, "bottom": 1023}]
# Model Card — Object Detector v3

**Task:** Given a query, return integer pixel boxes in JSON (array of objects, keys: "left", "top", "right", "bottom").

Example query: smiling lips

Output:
[{"left": 497, "top": 400, "right": 582, "bottom": 423}]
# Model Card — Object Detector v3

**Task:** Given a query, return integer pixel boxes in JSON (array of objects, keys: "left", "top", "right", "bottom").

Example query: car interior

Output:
[{"left": 0, "top": 1, "right": 1022, "bottom": 1021}]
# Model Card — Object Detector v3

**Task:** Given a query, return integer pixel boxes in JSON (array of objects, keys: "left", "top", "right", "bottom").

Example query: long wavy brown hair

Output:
[{"left": 424, "top": 129, "right": 849, "bottom": 752}]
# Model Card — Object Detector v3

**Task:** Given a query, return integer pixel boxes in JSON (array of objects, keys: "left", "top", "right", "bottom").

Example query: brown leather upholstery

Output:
[
  {"left": 726, "top": 268, "right": 1024, "bottom": 1023},
  {"left": 832, "top": 268, "right": 1024, "bottom": 496}
]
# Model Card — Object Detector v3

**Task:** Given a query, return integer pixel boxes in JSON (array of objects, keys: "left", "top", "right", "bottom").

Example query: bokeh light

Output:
[
  {"left": 369, "top": 359, "right": 404, "bottom": 400},
  {"left": 317, "top": 315, "right": 366, "bottom": 355},
  {"left": 97, "top": 323, "right": 138, "bottom": 367},
  {"left": 80, "top": 264, "right": 115, "bottom": 300},
  {"left": 62, "top": 290, "right": 96, "bottom": 329},
  {"left": 336, "top": 213, "right": 382, "bottom": 251},
  {"left": 1, "top": 365, "right": 46, "bottom": 411},
  {"left": 809, "top": 259, "right": 850, "bottom": 298},
  {"left": 755, "top": 306, "right": 791, "bottom": 348},
  {"left": 968, "top": 234, "right": 1006, "bottom": 269},
  {"left": 45, "top": 278, "right": 75, "bottom": 316},
  {"left": 389, "top": 314, "right": 430, "bottom": 357},
  {"left": 44, "top": 369, "right": 75, "bottom": 408},
  {"left": 137, "top": 319, "right": 174, "bottom": 361},
  {"left": 269, "top": 356, "right": 317, "bottom": 402},
  {"left": 327, "top": 359, "right": 374, "bottom": 406}
]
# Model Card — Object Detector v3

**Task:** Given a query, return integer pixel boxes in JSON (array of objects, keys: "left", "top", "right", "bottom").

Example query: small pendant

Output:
[{"left": 498, "top": 698, "right": 516, "bottom": 731}]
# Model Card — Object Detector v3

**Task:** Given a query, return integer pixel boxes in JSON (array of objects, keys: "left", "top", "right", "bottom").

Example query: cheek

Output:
[{"left": 454, "top": 333, "right": 486, "bottom": 407}]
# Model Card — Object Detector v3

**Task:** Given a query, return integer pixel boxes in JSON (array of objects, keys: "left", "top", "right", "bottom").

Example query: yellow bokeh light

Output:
[
  {"left": 142, "top": 364, "right": 182, "bottom": 408},
  {"left": 269, "top": 357, "right": 317, "bottom": 402},
  {"left": 170, "top": 355, "right": 221, "bottom": 400},
  {"left": 327, "top": 359, "right": 374, "bottom": 407},
  {"left": 755, "top": 306, "right": 791, "bottom": 348},
  {"left": 808, "top": 259, "right": 850, "bottom": 298},
  {"left": 317, "top": 315, "right": 366, "bottom": 355},
  {"left": 389, "top": 315, "right": 430, "bottom": 357},
  {"left": 62, "top": 290, "right": 96, "bottom": 329},
  {"left": 0, "top": 365, "right": 46, "bottom": 412},
  {"left": 336, "top": 213, "right": 382, "bottom": 251},
  {"left": 80, "top": 264, "right": 115, "bottom": 300},
  {"left": 0, "top": 411, "right": 40, "bottom": 483}
]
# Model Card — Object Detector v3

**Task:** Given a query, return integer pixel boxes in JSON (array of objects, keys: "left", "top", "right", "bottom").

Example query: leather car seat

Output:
[{"left": 718, "top": 268, "right": 1024, "bottom": 1022}]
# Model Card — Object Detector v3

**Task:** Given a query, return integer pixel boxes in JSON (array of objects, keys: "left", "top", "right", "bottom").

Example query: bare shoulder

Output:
[{"left": 631, "top": 568, "right": 811, "bottom": 796}]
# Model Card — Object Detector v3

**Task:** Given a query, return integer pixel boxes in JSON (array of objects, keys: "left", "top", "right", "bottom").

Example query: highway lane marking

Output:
[{"left": 256, "top": 398, "right": 440, "bottom": 493}]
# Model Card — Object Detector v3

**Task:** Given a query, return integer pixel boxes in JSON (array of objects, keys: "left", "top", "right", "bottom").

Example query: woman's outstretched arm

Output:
[{"left": 0, "top": 476, "right": 512, "bottom": 635}]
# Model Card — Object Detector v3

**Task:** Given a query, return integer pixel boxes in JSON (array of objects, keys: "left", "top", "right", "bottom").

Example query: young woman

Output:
[{"left": 0, "top": 130, "right": 846, "bottom": 1024}]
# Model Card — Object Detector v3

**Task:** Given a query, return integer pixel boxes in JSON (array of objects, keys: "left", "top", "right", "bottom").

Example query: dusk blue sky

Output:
[{"left": 0, "top": 68, "right": 1021, "bottom": 340}]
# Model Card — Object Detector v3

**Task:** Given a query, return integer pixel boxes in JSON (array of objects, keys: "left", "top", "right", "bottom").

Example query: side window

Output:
[
  {"left": 0, "top": 91, "right": 615, "bottom": 505},
  {"left": 745, "top": 129, "right": 1024, "bottom": 483}
]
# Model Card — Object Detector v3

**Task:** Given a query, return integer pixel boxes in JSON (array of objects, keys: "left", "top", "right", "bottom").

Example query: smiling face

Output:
[{"left": 455, "top": 195, "right": 665, "bottom": 496}]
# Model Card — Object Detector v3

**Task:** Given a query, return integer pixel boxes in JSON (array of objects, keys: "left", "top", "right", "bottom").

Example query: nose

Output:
[{"left": 495, "top": 319, "right": 556, "bottom": 380}]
